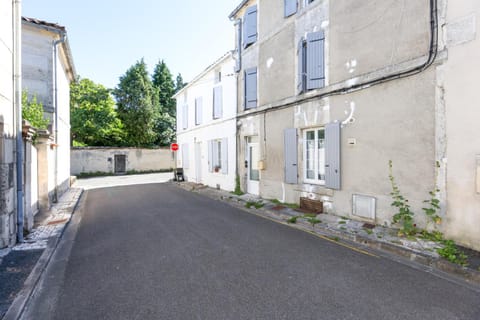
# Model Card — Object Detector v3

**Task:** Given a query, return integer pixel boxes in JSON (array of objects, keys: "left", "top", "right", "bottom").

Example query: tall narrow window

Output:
[
  {"left": 304, "top": 128, "right": 325, "bottom": 184},
  {"left": 298, "top": 31, "right": 325, "bottom": 93},
  {"left": 213, "top": 86, "right": 223, "bottom": 119}
]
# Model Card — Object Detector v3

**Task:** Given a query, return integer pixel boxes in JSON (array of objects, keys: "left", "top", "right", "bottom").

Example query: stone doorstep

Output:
[{"left": 172, "top": 181, "right": 480, "bottom": 286}]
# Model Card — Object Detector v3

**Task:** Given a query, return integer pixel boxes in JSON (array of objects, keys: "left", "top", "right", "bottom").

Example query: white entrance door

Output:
[
  {"left": 247, "top": 141, "right": 260, "bottom": 195},
  {"left": 195, "top": 142, "right": 202, "bottom": 183}
]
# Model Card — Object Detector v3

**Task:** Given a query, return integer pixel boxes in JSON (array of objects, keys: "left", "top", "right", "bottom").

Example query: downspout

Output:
[
  {"left": 14, "top": 0, "right": 24, "bottom": 242},
  {"left": 53, "top": 34, "right": 66, "bottom": 202}
]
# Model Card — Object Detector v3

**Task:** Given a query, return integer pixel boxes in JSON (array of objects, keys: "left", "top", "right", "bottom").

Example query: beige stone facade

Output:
[{"left": 230, "top": 0, "right": 480, "bottom": 250}]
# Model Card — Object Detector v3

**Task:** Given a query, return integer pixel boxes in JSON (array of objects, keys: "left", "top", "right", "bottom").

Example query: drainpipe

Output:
[
  {"left": 52, "top": 34, "right": 66, "bottom": 202},
  {"left": 13, "top": 0, "right": 24, "bottom": 242}
]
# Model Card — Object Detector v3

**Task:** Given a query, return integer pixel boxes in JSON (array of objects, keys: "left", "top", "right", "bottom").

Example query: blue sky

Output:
[{"left": 23, "top": 0, "right": 240, "bottom": 89}]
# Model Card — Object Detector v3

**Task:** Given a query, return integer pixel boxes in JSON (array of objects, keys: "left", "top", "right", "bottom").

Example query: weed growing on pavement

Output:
[
  {"left": 287, "top": 216, "right": 298, "bottom": 224},
  {"left": 245, "top": 201, "right": 264, "bottom": 209},
  {"left": 338, "top": 221, "right": 346, "bottom": 225},
  {"left": 388, "top": 160, "right": 417, "bottom": 236},
  {"left": 305, "top": 217, "right": 321, "bottom": 227},
  {"left": 270, "top": 199, "right": 299, "bottom": 209},
  {"left": 364, "top": 228, "right": 373, "bottom": 235},
  {"left": 437, "top": 240, "right": 468, "bottom": 266}
]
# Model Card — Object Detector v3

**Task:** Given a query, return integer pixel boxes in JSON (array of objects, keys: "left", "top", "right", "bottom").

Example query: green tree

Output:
[
  {"left": 154, "top": 112, "right": 176, "bottom": 146},
  {"left": 113, "top": 59, "right": 159, "bottom": 147},
  {"left": 152, "top": 60, "right": 176, "bottom": 116},
  {"left": 175, "top": 73, "right": 186, "bottom": 93},
  {"left": 70, "top": 78, "right": 124, "bottom": 146},
  {"left": 22, "top": 91, "right": 49, "bottom": 129}
]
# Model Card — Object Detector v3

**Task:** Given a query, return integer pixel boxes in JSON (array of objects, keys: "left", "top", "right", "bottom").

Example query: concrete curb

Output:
[
  {"left": 174, "top": 182, "right": 480, "bottom": 289},
  {"left": 2, "top": 189, "right": 84, "bottom": 320}
]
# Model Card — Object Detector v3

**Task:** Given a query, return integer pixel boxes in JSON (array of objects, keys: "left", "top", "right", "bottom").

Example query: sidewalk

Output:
[
  {"left": 174, "top": 181, "right": 480, "bottom": 287},
  {"left": 0, "top": 187, "right": 83, "bottom": 320}
]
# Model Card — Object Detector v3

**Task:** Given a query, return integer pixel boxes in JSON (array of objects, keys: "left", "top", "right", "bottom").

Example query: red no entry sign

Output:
[{"left": 170, "top": 143, "right": 179, "bottom": 152}]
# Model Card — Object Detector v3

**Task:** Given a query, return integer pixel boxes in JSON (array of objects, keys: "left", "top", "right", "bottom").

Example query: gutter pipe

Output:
[
  {"left": 53, "top": 34, "right": 66, "bottom": 202},
  {"left": 14, "top": 0, "right": 24, "bottom": 242}
]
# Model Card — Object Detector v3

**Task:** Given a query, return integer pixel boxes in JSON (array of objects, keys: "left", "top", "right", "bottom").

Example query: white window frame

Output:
[{"left": 303, "top": 128, "right": 326, "bottom": 185}]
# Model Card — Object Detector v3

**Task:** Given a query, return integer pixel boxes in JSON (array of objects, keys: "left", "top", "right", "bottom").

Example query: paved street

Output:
[{"left": 22, "top": 183, "right": 480, "bottom": 320}]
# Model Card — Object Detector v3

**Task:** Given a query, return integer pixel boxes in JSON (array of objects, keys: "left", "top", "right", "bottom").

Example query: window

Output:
[
  {"left": 195, "top": 97, "right": 203, "bottom": 125},
  {"left": 244, "top": 67, "right": 257, "bottom": 109},
  {"left": 243, "top": 5, "right": 258, "bottom": 48},
  {"left": 298, "top": 31, "right": 325, "bottom": 93},
  {"left": 284, "top": 0, "right": 297, "bottom": 17},
  {"left": 302, "top": 123, "right": 341, "bottom": 189},
  {"left": 213, "top": 86, "right": 223, "bottom": 119},
  {"left": 304, "top": 128, "right": 326, "bottom": 184},
  {"left": 208, "top": 138, "right": 228, "bottom": 174},
  {"left": 182, "top": 104, "right": 188, "bottom": 130}
]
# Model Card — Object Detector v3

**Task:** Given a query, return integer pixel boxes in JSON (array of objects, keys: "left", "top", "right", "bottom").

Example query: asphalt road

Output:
[{"left": 21, "top": 183, "right": 480, "bottom": 320}]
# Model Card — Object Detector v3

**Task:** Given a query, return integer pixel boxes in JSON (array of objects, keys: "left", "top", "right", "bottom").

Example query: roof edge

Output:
[
  {"left": 173, "top": 51, "right": 233, "bottom": 99},
  {"left": 228, "top": 0, "right": 249, "bottom": 19}
]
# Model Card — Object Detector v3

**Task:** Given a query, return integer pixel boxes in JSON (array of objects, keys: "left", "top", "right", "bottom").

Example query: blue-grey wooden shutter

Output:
[
  {"left": 195, "top": 97, "right": 203, "bottom": 125},
  {"left": 208, "top": 140, "right": 213, "bottom": 172},
  {"left": 297, "top": 39, "right": 306, "bottom": 94},
  {"left": 284, "top": 128, "right": 298, "bottom": 184},
  {"left": 221, "top": 138, "right": 228, "bottom": 174},
  {"left": 285, "top": 0, "right": 297, "bottom": 17},
  {"left": 306, "top": 31, "right": 325, "bottom": 90},
  {"left": 325, "top": 122, "right": 341, "bottom": 190},
  {"left": 245, "top": 67, "right": 257, "bottom": 109},
  {"left": 243, "top": 5, "right": 258, "bottom": 47},
  {"left": 213, "top": 86, "right": 223, "bottom": 119},
  {"left": 182, "top": 144, "right": 189, "bottom": 169}
]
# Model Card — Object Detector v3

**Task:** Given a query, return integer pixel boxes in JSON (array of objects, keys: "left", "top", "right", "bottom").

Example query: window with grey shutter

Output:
[
  {"left": 213, "top": 86, "right": 223, "bottom": 119},
  {"left": 284, "top": 128, "right": 298, "bottom": 184},
  {"left": 245, "top": 67, "right": 257, "bottom": 109},
  {"left": 195, "top": 97, "right": 203, "bottom": 125},
  {"left": 285, "top": 0, "right": 297, "bottom": 17},
  {"left": 243, "top": 5, "right": 257, "bottom": 48},
  {"left": 325, "top": 122, "right": 341, "bottom": 190},
  {"left": 182, "top": 104, "right": 188, "bottom": 129},
  {"left": 306, "top": 31, "right": 325, "bottom": 90},
  {"left": 221, "top": 138, "right": 228, "bottom": 174},
  {"left": 297, "top": 38, "right": 306, "bottom": 94}
]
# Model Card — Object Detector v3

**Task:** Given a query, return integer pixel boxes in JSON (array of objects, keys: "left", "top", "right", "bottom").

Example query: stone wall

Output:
[{"left": 71, "top": 148, "right": 175, "bottom": 175}]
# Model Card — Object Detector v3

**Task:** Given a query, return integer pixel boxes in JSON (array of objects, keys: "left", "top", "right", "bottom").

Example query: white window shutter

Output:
[
  {"left": 182, "top": 144, "right": 189, "bottom": 169},
  {"left": 221, "top": 138, "right": 228, "bottom": 174},
  {"left": 208, "top": 140, "right": 213, "bottom": 172}
]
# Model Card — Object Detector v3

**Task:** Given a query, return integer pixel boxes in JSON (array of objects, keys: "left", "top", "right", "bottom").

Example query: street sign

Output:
[{"left": 170, "top": 143, "right": 179, "bottom": 152}]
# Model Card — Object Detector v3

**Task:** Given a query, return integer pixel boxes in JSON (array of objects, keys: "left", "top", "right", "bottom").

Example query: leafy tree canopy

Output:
[
  {"left": 113, "top": 59, "right": 159, "bottom": 147},
  {"left": 175, "top": 73, "right": 187, "bottom": 93},
  {"left": 22, "top": 91, "right": 49, "bottom": 130},
  {"left": 152, "top": 60, "right": 176, "bottom": 116},
  {"left": 70, "top": 78, "right": 124, "bottom": 146}
]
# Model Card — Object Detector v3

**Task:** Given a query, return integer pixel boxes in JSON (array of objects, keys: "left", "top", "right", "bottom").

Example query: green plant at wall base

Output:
[
  {"left": 287, "top": 216, "right": 298, "bottom": 224},
  {"left": 422, "top": 161, "right": 442, "bottom": 226},
  {"left": 245, "top": 201, "right": 263, "bottom": 209},
  {"left": 231, "top": 175, "right": 245, "bottom": 196},
  {"left": 389, "top": 160, "right": 417, "bottom": 236},
  {"left": 270, "top": 199, "right": 299, "bottom": 209},
  {"left": 437, "top": 240, "right": 468, "bottom": 266}
]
